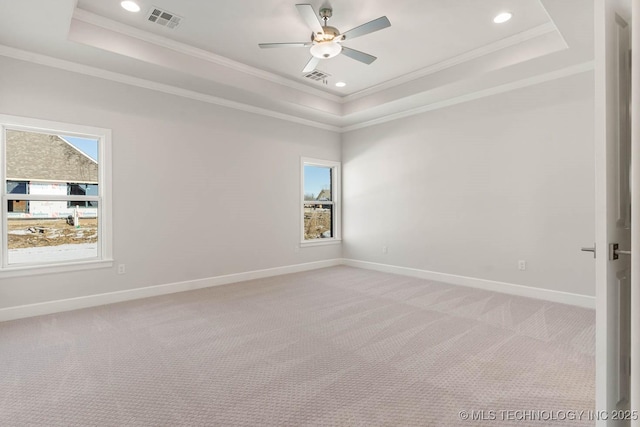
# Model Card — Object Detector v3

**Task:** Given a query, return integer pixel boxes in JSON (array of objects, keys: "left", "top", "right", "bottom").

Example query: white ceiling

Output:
[
  {"left": 0, "top": 0, "right": 594, "bottom": 131},
  {"left": 76, "top": 0, "right": 552, "bottom": 95}
]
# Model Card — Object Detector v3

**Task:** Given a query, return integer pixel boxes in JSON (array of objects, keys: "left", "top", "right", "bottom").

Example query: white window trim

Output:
[
  {"left": 300, "top": 157, "right": 341, "bottom": 247},
  {"left": 0, "top": 114, "right": 113, "bottom": 277}
]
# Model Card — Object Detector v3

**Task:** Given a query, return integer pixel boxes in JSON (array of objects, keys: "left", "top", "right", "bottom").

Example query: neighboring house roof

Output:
[
  {"left": 317, "top": 189, "right": 331, "bottom": 201},
  {"left": 6, "top": 130, "right": 98, "bottom": 183}
]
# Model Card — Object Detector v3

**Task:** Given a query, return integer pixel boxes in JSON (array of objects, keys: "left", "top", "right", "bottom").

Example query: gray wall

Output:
[
  {"left": 0, "top": 56, "right": 341, "bottom": 308},
  {"left": 342, "top": 71, "right": 595, "bottom": 296},
  {"left": 0, "top": 56, "right": 596, "bottom": 310}
]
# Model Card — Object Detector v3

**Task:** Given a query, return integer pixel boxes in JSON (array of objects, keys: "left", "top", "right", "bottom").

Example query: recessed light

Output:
[
  {"left": 121, "top": 1, "right": 141, "bottom": 12},
  {"left": 493, "top": 12, "right": 512, "bottom": 24},
  {"left": 335, "top": 81, "right": 346, "bottom": 88}
]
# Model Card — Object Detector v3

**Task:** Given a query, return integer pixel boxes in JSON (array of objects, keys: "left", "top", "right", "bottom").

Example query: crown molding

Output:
[
  {"left": 0, "top": 44, "right": 341, "bottom": 132},
  {"left": 71, "top": 9, "right": 561, "bottom": 107},
  {"left": 343, "top": 22, "right": 563, "bottom": 102},
  {"left": 72, "top": 8, "right": 342, "bottom": 104},
  {"left": 341, "top": 61, "right": 594, "bottom": 132},
  {"left": 0, "top": 44, "right": 592, "bottom": 134}
]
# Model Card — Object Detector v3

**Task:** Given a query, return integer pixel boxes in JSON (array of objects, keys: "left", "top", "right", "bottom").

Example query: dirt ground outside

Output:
[
  {"left": 304, "top": 207, "right": 332, "bottom": 240},
  {"left": 8, "top": 218, "right": 98, "bottom": 249},
  {"left": 8, "top": 209, "right": 324, "bottom": 249}
]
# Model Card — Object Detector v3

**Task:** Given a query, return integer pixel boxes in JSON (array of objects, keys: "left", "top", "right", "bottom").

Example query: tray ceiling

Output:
[{"left": 0, "top": 0, "right": 594, "bottom": 130}]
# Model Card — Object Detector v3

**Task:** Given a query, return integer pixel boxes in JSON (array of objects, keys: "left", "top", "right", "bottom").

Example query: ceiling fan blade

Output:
[
  {"left": 259, "top": 42, "right": 313, "bottom": 49},
  {"left": 341, "top": 16, "right": 391, "bottom": 41},
  {"left": 296, "top": 4, "right": 324, "bottom": 35},
  {"left": 302, "top": 56, "right": 320, "bottom": 73},
  {"left": 341, "top": 47, "right": 377, "bottom": 65}
]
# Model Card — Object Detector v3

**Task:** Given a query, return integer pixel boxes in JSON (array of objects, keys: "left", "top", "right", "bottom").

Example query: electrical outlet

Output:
[
  {"left": 118, "top": 264, "right": 126, "bottom": 274},
  {"left": 382, "top": 246, "right": 388, "bottom": 254},
  {"left": 518, "top": 260, "right": 526, "bottom": 271}
]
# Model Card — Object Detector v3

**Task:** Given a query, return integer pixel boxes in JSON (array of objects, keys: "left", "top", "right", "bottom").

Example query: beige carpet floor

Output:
[{"left": 0, "top": 266, "right": 595, "bottom": 426}]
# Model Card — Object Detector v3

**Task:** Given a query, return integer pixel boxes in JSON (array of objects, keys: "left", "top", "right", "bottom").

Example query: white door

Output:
[{"left": 594, "top": 0, "right": 633, "bottom": 424}]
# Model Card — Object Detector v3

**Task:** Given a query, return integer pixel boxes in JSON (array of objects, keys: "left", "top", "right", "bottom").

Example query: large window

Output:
[
  {"left": 1, "top": 115, "right": 112, "bottom": 275},
  {"left": 301, "top": 158, "right": 341, "bottom": 245}
]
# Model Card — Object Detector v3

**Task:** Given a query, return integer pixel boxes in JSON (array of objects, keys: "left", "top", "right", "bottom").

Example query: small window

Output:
[
  {"left": 1, "top": 115, "right": 112, "bottom": 275},
  {"left": 68, "top": 183, "right": 99, "bottom": 208},
  {"left": 301, "top": 158, "right": 341, "bottom": 245},
  {"left": 7, "top": 181, "right": 28, "bottom": 213}
]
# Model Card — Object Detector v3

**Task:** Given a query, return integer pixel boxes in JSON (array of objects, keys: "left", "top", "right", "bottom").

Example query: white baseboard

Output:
[
  {"left": 0, "top": 257, "right": 595, "bottom": 322},
  {"left": 341, "top": 259, "right": 595, "bottom": 309},
  {"left": 0, "top": 259, "right": 342, "bottom": 322}
]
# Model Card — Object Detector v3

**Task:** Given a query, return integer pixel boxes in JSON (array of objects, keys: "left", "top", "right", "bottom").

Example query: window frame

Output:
[
  {"left": 0, "top": 114, "right": 113, "bottom": 277},
  {"left": 300, "top": 157, "right": 341, "bottom": 247}
]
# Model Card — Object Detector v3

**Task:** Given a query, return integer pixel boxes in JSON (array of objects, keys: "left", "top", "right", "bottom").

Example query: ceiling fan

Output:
[{"left": 258, "top": 4, "right": 391, "bottom": 73}]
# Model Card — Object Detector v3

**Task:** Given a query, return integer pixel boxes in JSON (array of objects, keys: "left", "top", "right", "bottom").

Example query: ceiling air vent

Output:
[
  {"left": 147, "top": 7, "right": 182, "bottom": 29},
  {"left": 304, "top": 70, "right": 331, "bottom": 84}
]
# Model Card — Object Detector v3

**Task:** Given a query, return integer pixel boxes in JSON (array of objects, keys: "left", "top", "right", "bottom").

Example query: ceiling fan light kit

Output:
[
  {"left": 258, "top": 4, "right": 391, "bottom": 73},
  {"left": 310, "top": 41, "right": 342, "bottom": 59}
]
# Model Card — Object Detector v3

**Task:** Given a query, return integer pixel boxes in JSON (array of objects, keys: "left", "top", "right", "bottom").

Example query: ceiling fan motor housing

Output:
[{"left": 311, "top": 26, "right": 340, "bottom": 42}]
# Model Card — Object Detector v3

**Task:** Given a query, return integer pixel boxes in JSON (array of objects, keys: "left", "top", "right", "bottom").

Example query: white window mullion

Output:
[{"left": 5, "top": 195, "right": 100, "bottom": 202}]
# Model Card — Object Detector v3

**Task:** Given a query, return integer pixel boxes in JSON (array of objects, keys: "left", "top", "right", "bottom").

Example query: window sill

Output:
[
  {"left": 0, "top": 259, "right": 114, "bottom": 279},
  {"left": 300, "top": 239, "right": 342, "bottom": 248}
]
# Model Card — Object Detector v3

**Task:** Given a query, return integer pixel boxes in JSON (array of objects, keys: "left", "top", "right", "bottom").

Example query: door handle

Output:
[
  {"left": 610, "top": 243, "right": 631, "bottom": 260},
  {"left": 581, "top": 244, "right": 596, "bottom": 258}
]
